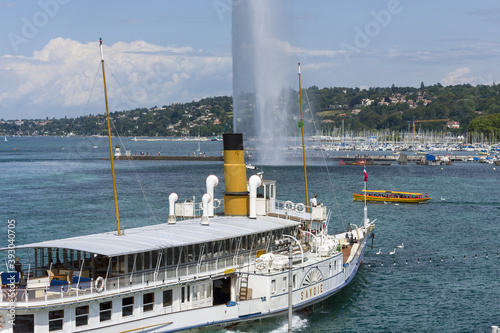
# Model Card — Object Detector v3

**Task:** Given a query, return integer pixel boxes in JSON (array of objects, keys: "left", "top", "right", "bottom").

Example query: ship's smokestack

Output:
[{"left": 223, "top": 133, "right": 249, "bottom": 215}]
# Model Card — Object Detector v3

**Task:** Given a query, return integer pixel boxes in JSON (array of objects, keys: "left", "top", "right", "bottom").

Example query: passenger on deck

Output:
[
  {"left": 311, "top": 194, "right": 318, "bottom": 207},
  {"left": 14, "top": 258, "right": 22, "bottom": 275}
]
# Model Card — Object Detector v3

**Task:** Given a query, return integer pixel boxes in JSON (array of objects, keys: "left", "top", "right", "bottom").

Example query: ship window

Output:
[
  {"left": 144, "top": 251, "right": 151, "bottom": 270},
  {"left": 166, "top": 248, "right": 173, "bottom": 266},
  {"left": 231, "top": 238, "right": 237, "bottom": 253},
  {"left": 122, "top": 296, "right": 134, "bottom": 316},
  {"left": 283, "top": 277, "right": 287, "bottom": 292},
  {"left": 100, "top": 301, "right": 112, "bottom": 321},
  {"left": 193, "top": 285, "right": 198, "bottom": 301},
  {"left": 127, "top": 254, "right": 135, "bottom": 273},
  {"left": 188, "top": 245, "right": 195, "bottom": 262},
  {"left": 163, "top": 289, "right": 173, "bottom": 306},
  {"left": 181, "top": 246, "right": 188, "bottom": 264},
  {"left": 136, "top": 253, "right": 143, "bottom": 271},
  {"left": 181, "top": 286, "right": 185, "bottom": 303},
  {"left": 143, "top": 292, "right": 154, "bottom": 312},
  {"left": 152, "top": 251, "right": 159, "bottom": 268},
  {"left": 194, "top": 244, "right": 201, "bottom": 261},
  {"left": 75, "top": 305, "right": 89, "bottom": 327},
  {"left": 242, "top": 236, "right": 247, "bottom": 250},
  {"left": 48, "top": 309, "right": 64, "bottom": 331},
  {"left": 217, "top": 241, "right": 223, "bottom": 257},
  {"left": 293, "top": 275, "right": 297, "bottom": 289},
  {"left": 118, "top": 256, "right": 125, "bottom": 274},
  {"left": 271, "top": 279, "right": 276, "bottom": 294},
  {"left": 14, "top": 314, "right": 34, "bottom": 333},
  {"left": 205, "top": 242, "right": 212, "bottom": 259}
]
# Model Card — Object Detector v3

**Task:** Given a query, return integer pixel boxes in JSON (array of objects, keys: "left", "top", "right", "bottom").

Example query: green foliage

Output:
[
  {"left": 468, "top": 113, "right": 500, "bottom": 140},
  {"left": 2, "top": 84, "right": 500, "bottom": 139}
]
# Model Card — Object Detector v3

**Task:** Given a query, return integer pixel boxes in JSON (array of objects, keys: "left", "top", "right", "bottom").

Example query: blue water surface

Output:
[{"left": 1, "top": 136, "right": 499, "bottom": 332}]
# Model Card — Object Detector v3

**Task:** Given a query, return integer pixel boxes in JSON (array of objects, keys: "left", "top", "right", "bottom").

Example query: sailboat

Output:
[
  {"left": 4, "top": 135, "right": 7, "bottom": 142},
  {"left": 0, "top": 46, "right": 375, "bottom": 333}
]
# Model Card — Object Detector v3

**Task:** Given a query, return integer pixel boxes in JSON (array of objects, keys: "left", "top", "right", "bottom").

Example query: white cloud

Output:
[
  {"left": 272, "top": 39, "right": 341, "bottom": 57},
  {"left": 441, "top": 67, "right": 476, "bottom": 86},
  {"left": 0, "top": 38, "right": 231, "bottom": 119}
]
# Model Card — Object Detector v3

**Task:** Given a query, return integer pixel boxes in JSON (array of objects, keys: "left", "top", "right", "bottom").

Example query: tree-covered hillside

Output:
[{"left": 1, "top": 83, "right": 500, "bottom": 140}]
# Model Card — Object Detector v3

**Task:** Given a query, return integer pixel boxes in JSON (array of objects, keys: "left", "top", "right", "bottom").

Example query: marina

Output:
[{"left": 109, "top": 144, "right": 498, "bottom": 166}]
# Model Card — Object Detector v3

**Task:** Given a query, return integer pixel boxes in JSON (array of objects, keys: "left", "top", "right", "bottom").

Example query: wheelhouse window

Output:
[
  {"left": 163, "top": 289, "right": 173, "bottom": 307},
  {"left": 49, "top": 309, "right": 64, "bottom": 331},
  {"left": 75, "top": 305, "right": 89, "bottom": 327},
  {"left": 143, "top": 292, "right": 154, "bottom": 311},
  {"left": 100, "top": 301, "right": 112, "bottom": 321},
  {"left": 122, "top": 296, "right": 134, "bottom": 316}
]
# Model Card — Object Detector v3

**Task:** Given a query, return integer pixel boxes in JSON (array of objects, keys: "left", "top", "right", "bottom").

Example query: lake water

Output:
[{"left": 1, "top": 136, "right": 499, "bottom": 332}]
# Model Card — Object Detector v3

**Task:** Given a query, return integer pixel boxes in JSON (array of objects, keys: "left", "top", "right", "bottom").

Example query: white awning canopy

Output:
[{"left": 6, "top": 216, "right": 299, "bottom": 257}]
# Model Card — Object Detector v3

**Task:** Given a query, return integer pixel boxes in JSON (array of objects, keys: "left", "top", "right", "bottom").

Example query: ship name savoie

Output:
[{"left": 301, "top": 283, "right": 324, "bottom": 301}]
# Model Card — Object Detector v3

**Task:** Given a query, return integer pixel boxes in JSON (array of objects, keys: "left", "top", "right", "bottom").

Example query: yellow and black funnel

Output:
[{"left": 223, "top": 133, "right": 249, "bottom": 216}]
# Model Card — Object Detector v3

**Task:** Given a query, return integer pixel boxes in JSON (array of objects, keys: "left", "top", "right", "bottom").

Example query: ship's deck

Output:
[{"left": 6, "top": 215, "right": 300, "bottom": 256}]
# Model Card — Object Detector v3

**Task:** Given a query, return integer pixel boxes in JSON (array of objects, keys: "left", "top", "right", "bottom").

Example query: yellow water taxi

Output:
[{"left": 353, "top": 190, "right": 432, "bottom": 203}]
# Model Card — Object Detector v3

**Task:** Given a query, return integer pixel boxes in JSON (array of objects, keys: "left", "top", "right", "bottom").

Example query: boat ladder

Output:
[{"left": 239, "top": 273, "right": 250, "bottom": 301}]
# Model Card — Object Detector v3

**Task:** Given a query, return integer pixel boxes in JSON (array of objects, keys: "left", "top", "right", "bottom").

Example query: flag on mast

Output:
[{"left": 364, "top": 167, "right": 368, "bottom": 182}]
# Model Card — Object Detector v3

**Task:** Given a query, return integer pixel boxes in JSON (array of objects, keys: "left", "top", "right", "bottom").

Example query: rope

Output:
[
  {"left": 300, "top": 76, "right": 347, "bottom": 232},
  {"left": 104, "top": 62, "right": 162, "bottom": 227}
]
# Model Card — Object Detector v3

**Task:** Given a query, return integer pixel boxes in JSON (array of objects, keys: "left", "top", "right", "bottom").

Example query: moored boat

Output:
[{"left": 353, "top": 190, "right": 432, "bottom": 203}]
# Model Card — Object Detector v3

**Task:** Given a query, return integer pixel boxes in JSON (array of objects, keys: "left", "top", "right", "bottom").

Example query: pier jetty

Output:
[{"left": 111, "top": 155, "right": 223, "bottom": 161}]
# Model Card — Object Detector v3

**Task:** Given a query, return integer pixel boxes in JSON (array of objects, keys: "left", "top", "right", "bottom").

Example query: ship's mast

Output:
[
  {"left": 100, "top": 38, "right": 122, "bottom": 236},
  {"left": 298, "top": 63, "right": 310, "bottom": 212}
]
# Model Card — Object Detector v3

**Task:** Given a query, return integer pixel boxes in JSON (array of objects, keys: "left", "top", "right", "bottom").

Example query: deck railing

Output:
[{"left": 0, "top": 249, "right": 257, "bottom": 305}]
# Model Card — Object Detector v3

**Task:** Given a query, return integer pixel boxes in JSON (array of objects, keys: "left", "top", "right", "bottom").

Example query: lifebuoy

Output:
[
  {"left": 254, "top": 258, "right": 266, "bottom": 270},
  {"left": 213, "top": 198, "right": 221, "bottom": 209},
  {"left": 284, "top": 201, "right": 294, "bottom": 211},
  {"left": 295, "top": 203, "right": 305, "bottom": 213},
  {"left": 95, "top": 276, "right": 105, "bottom": 293}
]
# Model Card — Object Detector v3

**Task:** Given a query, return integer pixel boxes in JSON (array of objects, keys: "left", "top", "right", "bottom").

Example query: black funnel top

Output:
[{"left": 223, "top": 133, "right": 244, "bottom": 151}]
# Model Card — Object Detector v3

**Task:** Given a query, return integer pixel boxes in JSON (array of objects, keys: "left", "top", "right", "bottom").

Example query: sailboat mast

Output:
[
  {"left": 298, "top": 63, "right": 310, "bottom": 211},
  {"left": 100, "top": 38, "right": 122, "bottom": 236}
]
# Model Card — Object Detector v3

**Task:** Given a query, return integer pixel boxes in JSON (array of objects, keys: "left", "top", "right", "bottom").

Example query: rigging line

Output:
[
  {"left": 103, "top": 64, "right": 162, "bottom": 226},
  {"left": 301, "top": 77, "right": 347, "bottom": 231},
  {"left": 101, "top": 62, "right": 173, "bottom": 247},
  {"left": 110, "top": 120, "right": 161, "bottom": 228},
  {"left": 83, "top": 62, "right": 103, "bottom": 117}
]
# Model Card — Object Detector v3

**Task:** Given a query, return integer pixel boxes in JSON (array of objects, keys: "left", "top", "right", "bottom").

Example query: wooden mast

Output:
[
  {"left": 100, "top": 38, "right": 122, "bottom": 236},
  {"left": 298, "top": 63, "right": 310, "bottom": 212}
]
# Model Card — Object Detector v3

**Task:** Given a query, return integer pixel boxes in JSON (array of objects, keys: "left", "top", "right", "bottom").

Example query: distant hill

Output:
[{"left": 1, "top": 83, "right": 499, "bottom": 140}]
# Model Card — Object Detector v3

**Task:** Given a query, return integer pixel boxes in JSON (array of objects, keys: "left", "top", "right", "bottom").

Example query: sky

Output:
[{"left": 1, "top": 0, "right": 500, "bottom": 120}]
